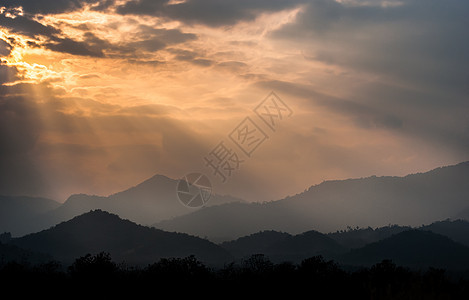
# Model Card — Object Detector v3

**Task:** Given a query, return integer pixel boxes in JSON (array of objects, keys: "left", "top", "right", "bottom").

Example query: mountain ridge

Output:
[
  {"left": 10, "top": 209, "right": 232, "bottom": 266},
  {"left": 0, "top": 173, "right": 245, "bottom": 236},
  {"left": 155, "top": 161, "right": 469, "bottom": 241}
]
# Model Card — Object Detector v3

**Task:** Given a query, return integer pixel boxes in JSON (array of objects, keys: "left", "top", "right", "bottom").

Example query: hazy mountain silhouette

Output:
[
  {"left": 327, "top": 225, "right": 411, "bottom": 249},
  {"left": 340, "top": 230, "right": 469, "bottom": 269},
  {"left": 221, "top": 230, "right": 346, "bottom": 263},
  {"left": 263, "top": 230, "right": 347, "bottom": 263},
  {"left": 1, "top": 174, "right": 243, "bottom": 236},
  {"left": 49, "top": 174, "right": 243, "bottom": 226},
  {"left": 10, "top": 210, "right": 232, "bottom": 266},
  {"left": 220, "top": 230, "right": 292, "bottom": 258},
  {"left": 324, "top": 220, "right": 469, "bottom": 250},
  {"left": 0, "top": 196, "right": 60, "bottom": 236},
  {"left": 420, "top": 219, "right": 469, "bottom": 247},
  {"left": 156, "top": 162, "right": 469, "bottom": 241}
]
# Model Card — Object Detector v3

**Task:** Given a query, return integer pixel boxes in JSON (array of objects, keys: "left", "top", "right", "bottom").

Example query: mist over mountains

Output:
[
  {"left": 1, "top": 161, "right": 469, "bottom": 271},
  {"left": 156, "top": 162, "right": 469, "bottom": 241},
  {"left": 3, "top": 209, "right": 469, "bottom": 270},
  {"left": 0, "top": 174, "right": 243, "bottom": 236}
]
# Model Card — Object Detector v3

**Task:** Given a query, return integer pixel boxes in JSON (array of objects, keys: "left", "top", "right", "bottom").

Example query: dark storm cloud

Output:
[
  {"left": 0, "top": 12, "right": 108, "bottom": 57},
  {"left": 2, "top": 0, "right": 103, "bottom": 14},
  {"left": 116, "top": 0, "right": 306, "bottom": 26},
  {"left": 127, "top": 27, "right": 197, "bottom": 53},
  {"left": 5, "top": 0, "right": 306, "bottom": 27},
  {"left": 0, "top": 14, "right": 59, "bottom": 38},
  {"left": 0, "top": 39, "right": 12, "bottom": 56},
  {"left": 272, "top": 0, "right": 469, "bottom": 95},
  {"left": 45, "top": 36, "right": 105, "bottom": 57}
]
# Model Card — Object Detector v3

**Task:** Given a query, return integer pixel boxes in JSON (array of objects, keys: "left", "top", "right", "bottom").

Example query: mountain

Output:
[
  {"left": 327, "top": 225, "right": 411, "bottom": 249},
  {"left": 221, "top": 230, "right": 346, "bottom": 263},
  {"left": 420, "top": 219, "right": 469, "bottom": 247},
  {"left": 1, "top": 174, "right": 244, "bottom": 236},
  {"left": 49, "top": 175, "right": 243, "bottom": 226},
  {"left": 10, "top": 210, "right": 232, "bottom": 266},
  {"left": 340, "top": 230, "right": 469, "bottom": 269},
  {"left": 263, "top": 230, "right": 347, "bottom": 263},
  {"left": 220, "top": 231, "right": 292, "bottom": 258},
  {"left": 155, "top": 162, "right": 469, "bottom": 241},
  {"left": 327, "top": 220, "right": 469, "bottom": 249},
  {"left": 0, "top": 196, "right": 60, "bottom": 236}
]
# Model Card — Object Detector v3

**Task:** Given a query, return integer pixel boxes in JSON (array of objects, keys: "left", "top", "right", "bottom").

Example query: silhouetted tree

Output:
[
  {"left": 68, "top": 252, "right": 118, "bottom": 280},
  {"left": 145, "top": 255, "right": 211, "bottom": 281},
  {"left": 242, "top": 254, "right": 274, "bottom": 276}
]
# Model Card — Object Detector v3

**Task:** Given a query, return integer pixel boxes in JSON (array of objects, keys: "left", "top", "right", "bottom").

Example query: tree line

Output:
[{"left": 1, "top": 253, "right": 468, "bottom": 298}]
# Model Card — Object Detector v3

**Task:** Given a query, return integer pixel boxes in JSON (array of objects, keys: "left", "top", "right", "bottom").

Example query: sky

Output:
[{"left": 0, "top": 0, "right": 468, "bottom": 202}]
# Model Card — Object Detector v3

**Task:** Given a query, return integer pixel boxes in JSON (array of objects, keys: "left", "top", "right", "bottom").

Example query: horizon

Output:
[{"left": 14, "top": 159, "right": 465, "bottom": 204}]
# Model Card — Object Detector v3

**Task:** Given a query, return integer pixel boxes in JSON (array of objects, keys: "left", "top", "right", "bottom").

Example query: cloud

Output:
[
  {"left": 168, "top": 48, "right": 214, "bottom": 66},
  {"left": 0, "top": 63, "right": 19, "bottom": 84},
  {"left": 0, "top": 39, "right": 12, "bottom": 56},
  {"left": 2, "top": 0, "right": 102, "bottom": 14},
  {"left": 116, "top": 0, "right": 306, "bottom": 26},
  {"left": 272, "top": 0, "right": 469, "bottom": 95},
  {"left": 45, "top": 36, "right": 106, "bottom": 57},
  {"left": 0, "top": 14, "right": 59, "bottom": 38},
  {"left": 256, "top": 79, "right": 405, "bottom": 131}
]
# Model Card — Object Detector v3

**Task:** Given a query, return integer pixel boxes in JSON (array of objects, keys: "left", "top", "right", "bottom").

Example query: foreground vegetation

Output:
[{"left": 2, "top": 253, "right": 469, "bottom": 298}]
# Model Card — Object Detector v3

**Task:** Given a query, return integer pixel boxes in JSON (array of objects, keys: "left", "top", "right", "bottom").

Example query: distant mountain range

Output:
[
  {"left": 3, "top": 210, "right": 469, "bottom": 270},
  {"left": 340, "top": 230, "right": 469, "bottom": 269},
  {"left": 9, "top": 210, "right": 232, "bottom": 266},
  {"left": 2, "top": 161, "right": 469, "bottom": 270},
  {"left": 221, "top": 229, "right": 347, "bottom": 263},
  {"left": 220, "top": 220, "right": 469, "bottom": 268},
  {"left": 155, "top": 162, "right": 469, "bottom": 241},
  {"left": 0, "top": 174, "right": 244, "bottom": 236}
]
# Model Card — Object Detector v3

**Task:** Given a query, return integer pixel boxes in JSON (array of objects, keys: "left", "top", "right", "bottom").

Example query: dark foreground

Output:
[{"left": 2, "top": 253, "right": 469, "bottom": 299}]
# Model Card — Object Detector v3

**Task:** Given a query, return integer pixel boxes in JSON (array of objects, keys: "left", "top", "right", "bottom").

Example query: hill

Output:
[
  {"left": 220, "top": 231, "right": 292, "bottom": 258},
  {"left": 264, "top": 230, "right": 347, "bottom": 263},
  {"left": 46, "top": 175, "right": 244, "bottom": 228},
  {"left": 340, "top": 230, "right": 469, "bottom": 269},
  {"left": 1, "top": 174, "right": 243, "bottom": 236},
  {"left": 10, "top": 210, "right": 232, "bottom": 266},
  {"left": 221, "top": 230, "right": 346, "bottom": 263},
  {"left": 420, "top": 219, "right": 469, "bottom": 247},
  {"left": 155, "top": 162, "right": 469, "bottom": 241},
  {"left": 327, "top": 225, "right": 411, "bottom": 249}
]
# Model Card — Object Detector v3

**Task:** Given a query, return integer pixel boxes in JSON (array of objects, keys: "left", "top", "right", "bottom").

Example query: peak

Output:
[
  {"left": 148, "top": 174, "right": 176, "bottom": 182},
  {"left": 128, "top": 173, "right": 177, "bottom": 188},
  {"left": 71, "top": 209, "right": 122, "bottom": 221}
]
